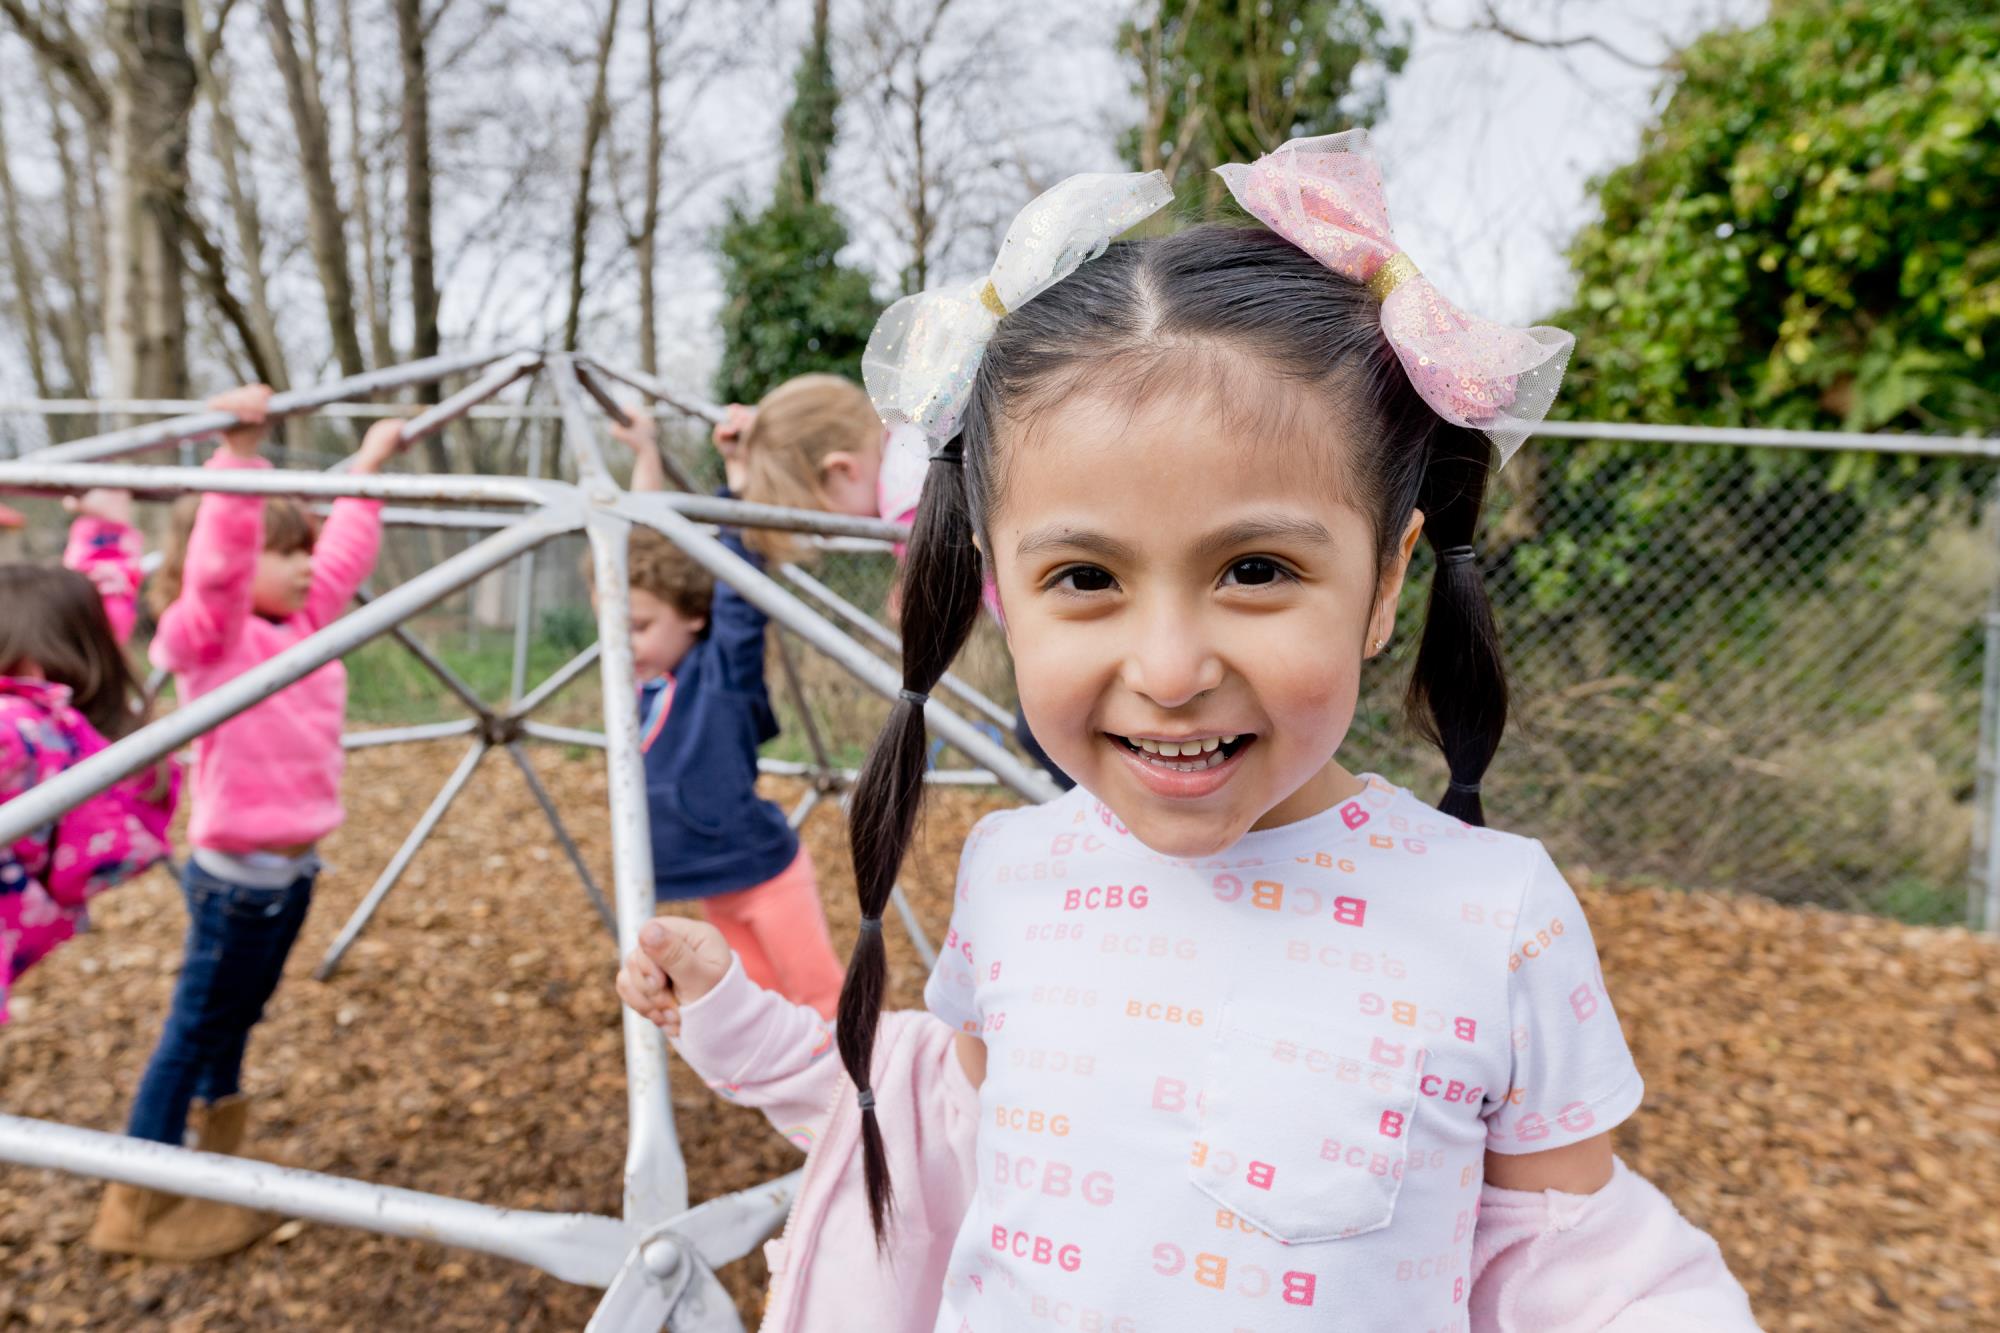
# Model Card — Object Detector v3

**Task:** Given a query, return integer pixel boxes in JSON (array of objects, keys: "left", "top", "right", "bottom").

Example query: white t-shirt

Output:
[{"left": 923, "top": 775, "right": 1644, "bottom": 1332}]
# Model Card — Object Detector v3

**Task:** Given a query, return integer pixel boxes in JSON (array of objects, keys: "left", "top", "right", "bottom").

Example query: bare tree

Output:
[
  {"left": 263, "top": 0, "right": 366, "bottom": 376},
  {"left": 394, "top": 0, "right": 440, "bottom": 368},
  {"left": 632, "top": 0, "right": 663, "bottom": 373},
  {"left": 1124, "top": 0, "right": 1205, "bottom": 190},
  {"left": 112, "top": 0, "right": 197, "bottom": 399},
  {"left": 0, "top": 93, "right": 53, "bottom": 396},
  {"left": 562, "top": 0, "right": 623, "bottom": 351},
  {"left": 38, "top": 60, "right": 101, "bottom": 395},
  {"left": 848, "top": 0, "right": 1039, "bottom": 293},
  {"left": 337, "top": 0, "right": 395, "bottom": 368},
  {"left": 189, "top": 0, "right": 291, "bottom": 396}
]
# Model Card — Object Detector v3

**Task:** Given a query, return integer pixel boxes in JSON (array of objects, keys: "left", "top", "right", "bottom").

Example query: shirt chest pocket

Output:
[{"left": 1189, "top": 1001, "right": 1423, "bottom": 1245}]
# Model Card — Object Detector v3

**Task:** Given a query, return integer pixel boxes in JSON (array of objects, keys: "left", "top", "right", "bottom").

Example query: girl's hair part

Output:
[
  {"left": 0, "top": 564, "right": 147, "bottom": 739},
  {"left": 737, "top": 373, "right": 884, "bottom": 563},
  {"left": 840, "top": 223, "right": 1514, "bottom": 1238},
  {"left": 149, "top": 494, "right": 317, "bottom": 617}
]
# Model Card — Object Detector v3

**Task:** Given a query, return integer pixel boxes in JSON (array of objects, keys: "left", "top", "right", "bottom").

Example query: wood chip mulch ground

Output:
[{"left": 1, "top": 744, "right": 1995, "bottom": 1330}]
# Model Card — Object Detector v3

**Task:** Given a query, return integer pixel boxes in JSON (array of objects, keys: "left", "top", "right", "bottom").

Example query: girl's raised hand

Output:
[
  {"left": 709, "top": 404, "right": 755, "bottom": 495},
  {"left": 62, "top": 488, "right": 134, "bottom": 527},
  {"left": 207, "top": 384, "right": 275, "bottom": 459},
  {"left": 350, "top": 418, "right": 405, "bottom": 476},
  {"left": 609, "top": 406, "right": 668, "bottom": 493},
  {"left": 711, "top": 403, "right": 756, "bottom": 454},
  {"left": 615, "top": 916, "right": 732, "bottom": 1034}
]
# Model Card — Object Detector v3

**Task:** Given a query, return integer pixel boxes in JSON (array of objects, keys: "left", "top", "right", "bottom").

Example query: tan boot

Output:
[
  {"left": 87, "top": 1178, "right": 281, "bottom": 1261},
  {"left": 139, "top": 1193, "right": 282, "bottom": 1260},
  {"left": 190, "top": 1093, "right": 250, "bottom": 1157},
  {"left": 85, "top": 1181, "right": 180, "bottom": 1255}
]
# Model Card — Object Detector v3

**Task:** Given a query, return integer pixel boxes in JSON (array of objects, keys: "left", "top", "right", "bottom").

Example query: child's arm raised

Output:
[
  {"left": 151, "top": 385, "right": 274, "bottom": 670},
  {"left": 299, "top": 419, "right": 394, "bottom": 630},
  {"left": 610, "top": 407, "right": 671, "bottom": 494},
  {"left": 60, "top": 490, "right": 142, "bottom": 646}
]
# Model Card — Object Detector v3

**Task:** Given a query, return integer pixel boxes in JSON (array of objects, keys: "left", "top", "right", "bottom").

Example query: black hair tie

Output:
[
  {"left": 1439, "top": 545, "right": 1478, "bottom": 567},
  {"left": 899, "top": 688, "right": 929, "bottom": 707},
  {"left": 928, "top": 449, "right": 963, "bottom": 466},
  {"left": 1447, "top": 779, "right": 1482, "bottom": 795}
]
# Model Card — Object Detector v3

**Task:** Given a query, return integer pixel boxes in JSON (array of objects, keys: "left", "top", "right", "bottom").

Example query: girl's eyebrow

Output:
[
  {"left": 1014, "top": 527, "right": 1140, "bottom": 564},
  {"left": 1192, "top": 515, "right": 1335, "bottom": 561}
]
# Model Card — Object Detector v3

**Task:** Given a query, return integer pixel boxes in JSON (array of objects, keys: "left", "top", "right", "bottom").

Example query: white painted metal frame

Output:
[{"left": 0, "top": 350, "right": 1058, "bottom": 1331}]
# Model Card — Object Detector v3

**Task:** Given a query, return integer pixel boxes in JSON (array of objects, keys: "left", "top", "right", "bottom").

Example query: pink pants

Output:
[{"left": 699, "top": 847, "right": 844, "bottom": 1018}]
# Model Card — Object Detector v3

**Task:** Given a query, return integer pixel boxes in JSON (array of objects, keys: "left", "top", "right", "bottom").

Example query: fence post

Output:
[{"left": 1975, "top": 479, "right": 2000, "bottom": 932}]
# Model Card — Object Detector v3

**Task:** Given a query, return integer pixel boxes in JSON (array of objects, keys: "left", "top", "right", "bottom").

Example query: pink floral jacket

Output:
[{"left": 0, "top": 678, "right": 178, "bottom": 1023}]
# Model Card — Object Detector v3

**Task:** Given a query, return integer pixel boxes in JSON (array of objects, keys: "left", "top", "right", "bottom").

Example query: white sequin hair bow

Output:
[{"left": 863, "top": 170, "right": 1175, "bottom": 443}]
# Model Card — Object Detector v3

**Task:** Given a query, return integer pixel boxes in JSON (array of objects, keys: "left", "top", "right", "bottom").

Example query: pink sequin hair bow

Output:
[{"left": 1215, "top": 130, "right": 1573, "bottom": 467}]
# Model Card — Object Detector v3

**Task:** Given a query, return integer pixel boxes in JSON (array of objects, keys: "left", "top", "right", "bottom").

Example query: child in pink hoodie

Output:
[{"left": 93, "top": 385, "right": 403, "bottom": 1263}]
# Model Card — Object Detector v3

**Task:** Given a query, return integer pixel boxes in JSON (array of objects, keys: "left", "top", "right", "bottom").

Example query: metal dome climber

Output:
[{"left": 0, "top": 349, "right": 1059, "bottom": 1332}]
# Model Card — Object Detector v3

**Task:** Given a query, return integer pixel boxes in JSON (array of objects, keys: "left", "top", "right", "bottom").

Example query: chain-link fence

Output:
[
  {"left": 1355, "top": 439, "right": 1996, "bottom": 927},
  {"left": 5, "top": 404, "right": 1994, "bottom": 924}
]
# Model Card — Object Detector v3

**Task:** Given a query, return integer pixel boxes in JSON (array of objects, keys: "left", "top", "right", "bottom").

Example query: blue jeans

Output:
[{"left": 126, "top": 859, "right": 315, "bottom": 1146}]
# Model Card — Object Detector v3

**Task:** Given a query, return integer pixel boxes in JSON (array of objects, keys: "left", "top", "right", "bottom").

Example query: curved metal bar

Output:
[
  {"left": 0, "top": 509, "right": 577, "bottom": 845},
  {"left": 22, "top": 348, "right": 524, "bottom": 463},
  {"left": 0, "top": 1112, "right": 630, "bottom": 1287},
  {"left": 0, "top": 458, "right": 560, "bottom": 507}
]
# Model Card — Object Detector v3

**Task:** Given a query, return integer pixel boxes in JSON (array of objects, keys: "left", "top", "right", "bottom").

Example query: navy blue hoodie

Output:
[{"left": 638, "top": 527, "right": 798, "bottom": 900}]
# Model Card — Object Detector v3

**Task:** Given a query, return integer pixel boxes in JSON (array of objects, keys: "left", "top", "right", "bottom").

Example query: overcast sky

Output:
[
  {"left": 665, "top": 0, "right": 1768, "bottom": 387},
  {"left": 0, "top": 0, "right": 1766, "bottom": 401}
]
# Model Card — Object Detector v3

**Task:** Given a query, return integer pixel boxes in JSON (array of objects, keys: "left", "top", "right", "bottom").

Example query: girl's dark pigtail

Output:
[
  {"left": 1405, "top": 424, "right": 1508, "bottom": 826},
  {"left": 839, "top": 441, "right": 985, "bottom": 1240}
]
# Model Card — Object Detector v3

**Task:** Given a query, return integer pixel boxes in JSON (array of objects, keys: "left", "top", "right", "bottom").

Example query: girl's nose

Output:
[{"left": 1118, "top": 603, "right": 1224, "bottom": 710}]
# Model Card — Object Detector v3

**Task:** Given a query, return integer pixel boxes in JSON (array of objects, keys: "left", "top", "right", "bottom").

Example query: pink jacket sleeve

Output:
[
  {"left": 300, "top": 496, "right": 384, "bottom": 630},
  {"left": 1470, "top": 1159, "right": 1761, "bottom": 1331},
  {"left": 150, "top": 448, "right": 268, "bottom": 672},
  {"left": 671, "top": 956, "right": 850, "bottom": 1134},
  {"left": 62, "top": 516, "right": 144, "bottom": 646}
]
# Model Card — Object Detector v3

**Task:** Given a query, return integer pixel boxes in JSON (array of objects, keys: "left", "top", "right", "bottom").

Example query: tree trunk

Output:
[
  {"left": 262, "top": 0, "right": 365, "bottom": 376},
  {"left": 0, "top": 94, "right": 54, "bottom": 397},
  {"left": 105, "top": 0, "right": 196, "bottom": 400},
  {"left": 338, "top": 0, "right": 394, "bottom": 367},
  {"left": 563, "top": 0, "right": 623, "bottom": 352},
  {"left": 38, "top": 60, "right": 96, "bottom": 396},
  {"left": 909, "top": 72, "right": 929, "bottom": 292},
  {"left": 394, "top": 0, "right": 439, "bottom": 366},
  {"left": 635, "top": 0, "right": 662, "bottom": 375}
]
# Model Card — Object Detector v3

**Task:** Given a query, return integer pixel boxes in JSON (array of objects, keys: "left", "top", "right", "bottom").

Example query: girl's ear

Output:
[
  {"left": 1366, "top": 509, "right": 1425, "bottom": 656},
  {"left": 819, "top": 451, "right": 861, "bottom": 485}
]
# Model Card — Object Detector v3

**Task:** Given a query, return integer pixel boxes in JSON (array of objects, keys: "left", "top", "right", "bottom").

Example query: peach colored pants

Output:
[{"left": 699, "top": 847, "right": 843, "bottom": 1018}]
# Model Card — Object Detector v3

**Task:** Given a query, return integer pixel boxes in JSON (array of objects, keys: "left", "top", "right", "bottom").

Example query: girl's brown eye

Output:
[
  {"left": 1053, "top": 565, "right": 1115, "bottom": 593},
  {"left": 1224, "top": 557, "right": 1286, "bottom": 587}
]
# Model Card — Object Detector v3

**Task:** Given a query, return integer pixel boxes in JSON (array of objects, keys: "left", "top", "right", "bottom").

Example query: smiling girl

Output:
[{"left": 617, "top": 135, "right": 1758, "bottom": 1331}]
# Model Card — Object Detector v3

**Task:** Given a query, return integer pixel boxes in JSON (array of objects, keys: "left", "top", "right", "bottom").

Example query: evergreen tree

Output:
[
  {"left": 1510, "top": 0, "right": 2000, "bottom": 661},
  {"left": 715, "top": 0, "right": 880, "bottom": 403},
  {"left": 1118, "top": 0, "right": 1407, "bottom": 215}
]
